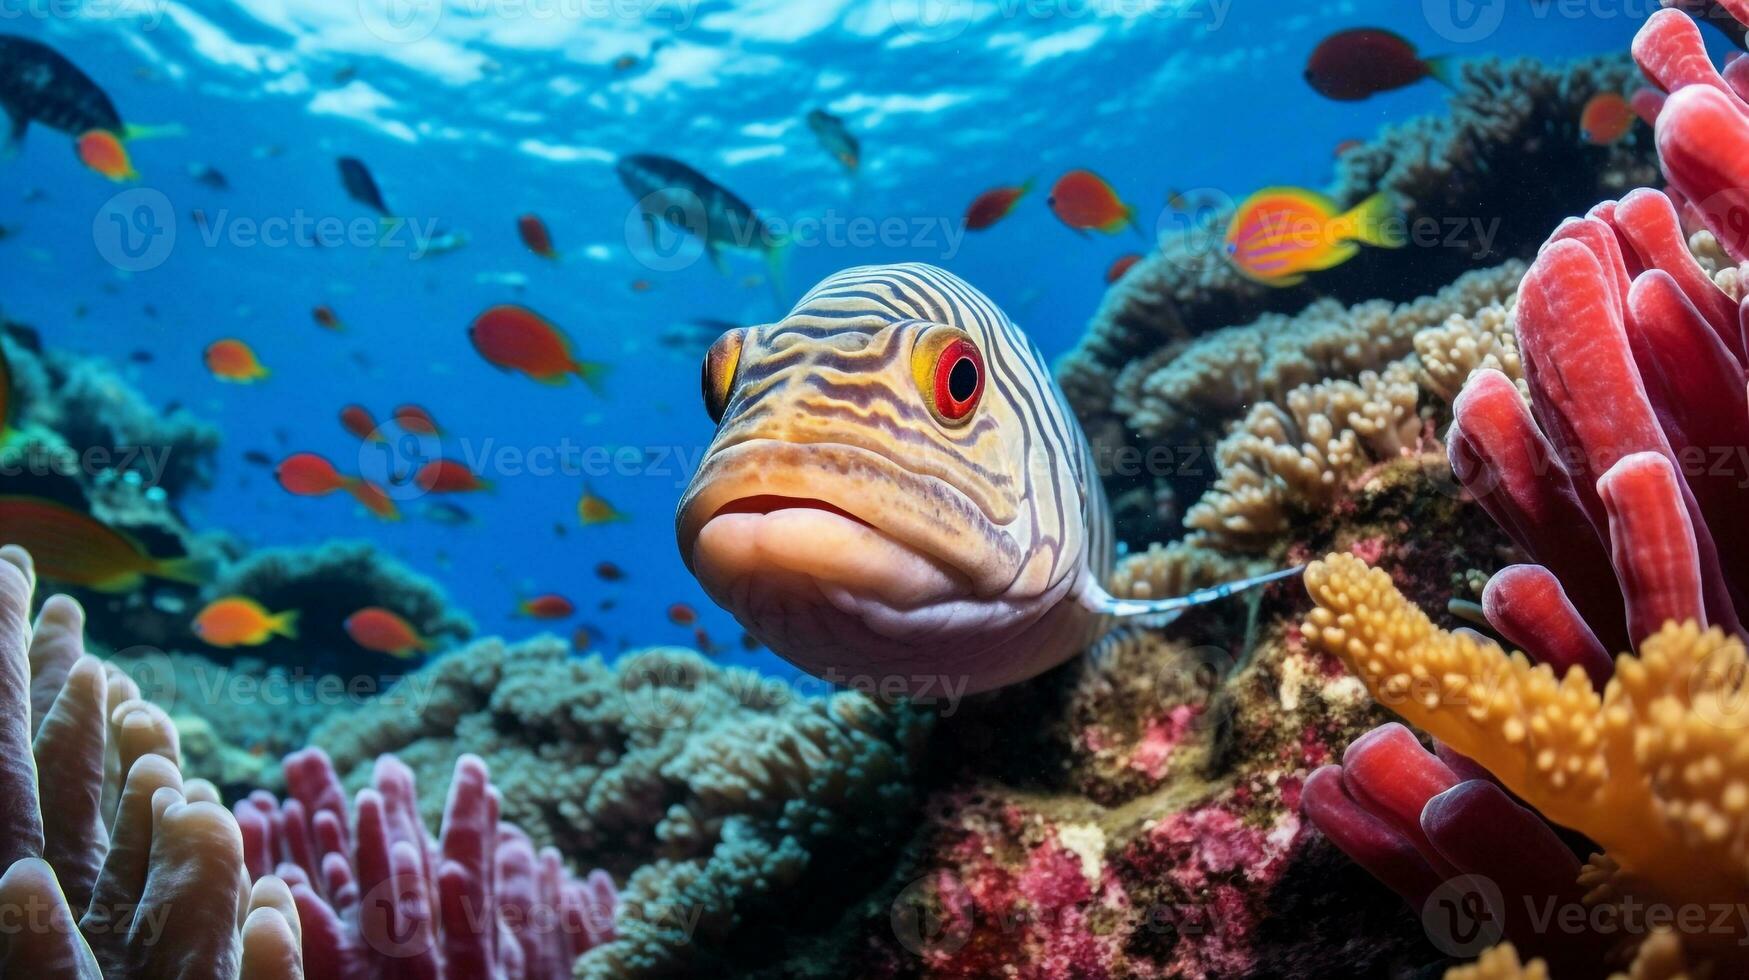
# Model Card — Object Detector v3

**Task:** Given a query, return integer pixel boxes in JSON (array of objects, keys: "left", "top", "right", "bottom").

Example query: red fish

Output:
[
  {"left": 964, "top": 180, "right": 1033, "bottom": 231},
  {"left": 76, "top": 130, "right": 137, "bottom": 182},
  {"left": 340, "top": 404, "right": 384, "bottom": 443},
  {"left": 312, "top": 305, "right": 344, "bottom": 330},
  {"left": 518, "top": 213, "right": 556, "bottom": 258},
  {"left": 1334, "top": 139, "right": 1363, "bottom": 158},
  {"left": 1105, "top": 253, "right": 1142, "bottom": 283},
  {"left": 413, "top": 459, "right": 491, "bottom": 493},
  {"left": 1581, "top": 92, "right": 1636, "bottom": 145},
  {"left": 392, "top": 403, "right": 440, "bottom": 434},
  {"left": 667, "top": 603, "right": 697, "bottom": 627},
  {"left": 1048, "top": 170, "right": 1138, "bottom": 236},
  {"left": 1305, "top": 29, "right": 1448, "bottom": 101},
  {"left": 469, "top": 305, "right": 608, "bottom": 391},
  {"left": 346, "top": 480, "right": 400, "bottom": 521},
  {"left": 344, "top": 607, "right": 431, "bottom": 658},
  {"left": 694, "top": 627, "right": 719, "bottom": 655},
  {"left": 276, "top": 453, "right": 351, "bottom": 496},
  {"left": 595, "top": 561, "right": 624, "bottom": 582},
  {"left": 516, "top": 593, "right": 575, "bottom": 619}
]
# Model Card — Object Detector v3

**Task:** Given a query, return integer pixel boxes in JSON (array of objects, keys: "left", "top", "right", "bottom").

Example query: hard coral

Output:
[
  {"left": 0, "top": 544, "right": 300, "bottom": 978},
  {"left": 235, "top": 747, "right": 615, "bottom": 979}
]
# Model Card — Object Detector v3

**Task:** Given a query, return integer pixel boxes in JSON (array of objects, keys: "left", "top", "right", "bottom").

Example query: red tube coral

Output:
[{"left": 236, "top": 748, "right": 617, "bottom": 979}]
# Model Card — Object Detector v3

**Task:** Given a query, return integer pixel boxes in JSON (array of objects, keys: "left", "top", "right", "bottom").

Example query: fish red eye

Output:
[{"left": 912, "top": 329, "right": 984, "bottom": 426}]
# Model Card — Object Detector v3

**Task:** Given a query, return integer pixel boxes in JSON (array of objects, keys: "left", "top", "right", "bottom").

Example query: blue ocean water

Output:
[{"left": 0, "top": 0, "right": 1653, "bottom": 671}]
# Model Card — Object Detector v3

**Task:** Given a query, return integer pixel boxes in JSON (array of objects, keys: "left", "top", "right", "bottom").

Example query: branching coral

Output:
[
  {"left": 0, "top": 544, "right": 301, "bottom": 978},
  {"left": 235, "top": 748, "right": 616, "bottom": 979},
  {"left": 302, "top": 637, "right": 930, "bottom": 977},
  {"left": 1303, "top": 554, "right": 1749, "bottom": 965}
]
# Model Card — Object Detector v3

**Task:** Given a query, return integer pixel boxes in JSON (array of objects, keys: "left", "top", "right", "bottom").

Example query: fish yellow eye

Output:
[
  {"left": 702, "top": 328, "right": 745, "bottom": 424},
  {"left": 911, "top": 327, "right": 986, "bottom": 426}
]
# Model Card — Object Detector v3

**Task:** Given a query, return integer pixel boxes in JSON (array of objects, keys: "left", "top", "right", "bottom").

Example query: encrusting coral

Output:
[
  {"left": 235, "top": 748, "right": 617, "bottom": 979},
  {"left": 0, "top": 543, "right": 303, "bottom": 978},
  {"left": 301, "top": 636, "right": 931, "bottom": 977}
]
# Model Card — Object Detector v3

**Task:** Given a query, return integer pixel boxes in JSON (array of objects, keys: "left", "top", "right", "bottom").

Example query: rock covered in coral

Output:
[
  {"left": 208, "top": 540, "right": 473, "bottom": 674},
  {"left": 0, "top": 544, "right": 301, "bottom": 978},
  {"left": 236, "top": 747, "right": 615, "bottom": 979},
  {"left": 1061, "top": 53, "right": 1657, "bottom": 547},
  {"left": 302, "top": 635, "right": 931, "bottom": 977}
]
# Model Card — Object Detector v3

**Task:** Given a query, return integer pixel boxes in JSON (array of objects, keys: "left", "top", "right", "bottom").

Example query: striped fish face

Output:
[{"left": 676, "top": 264, "right": 1109, "bottom": 693}]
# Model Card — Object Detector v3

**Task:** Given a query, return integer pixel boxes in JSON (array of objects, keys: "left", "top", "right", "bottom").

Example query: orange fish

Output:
[
  {"left": 1105, "top": 253, "right": 1142, "bottom": 284},
  {"left": 343, "top": 607, "right": 431, "bottom": 658},
  {"left": 693, "top": 627, "right": 719, "bottom": 655},
  {"left": 414, "top": 459, "right": 491, "bottom": 493},
  {"left": 595, "top": 561, "right": 624, "bottom": 582},
  {"left": 965, "top": 180, "right": 1033, "bottom": 231},
  {"left": 391, "top": 403, "right": 441, "bottom": 435},
  {"left": 193, "top": 597, "right": 299, "bottom": 648},
  {"left": 1224, "top": 187, "right": 1405, "bottom": 287},
  {"left": 312, "top": 305, "right": 345, "bottom": 330},
  {"left": 630, "top": 279, "right": 654, "bottom": 293},
  {"left": 516, "top": 593, "right": 575, "bottom": 619},
  {"left": 0, "top": 496, "right": 208, "bottom": 591},
  {"left": 518, "top": 213, "right": 557, "bottom": 258},
  {"left": 469, "top": 305, "right": 608, "bottom": 391},
  {"left": 1581, "top": 92, "right": 1636, "bottom": 146},
  {"left": 668, "top": 603, "right": 697, "bottom": 627},
  {"left": 346, "top": 479, "right": 401, "bottom": 521},
  {"left": 340, "top": 404, "right": 385, "bottom": 443},
  {"left": 1048, "top": 170, "right": 1139, "bottom": 236},
  {"left": 276, "top": 453, "right": 351, "bottom": 496},
  {"left": 205, "top": 339, "right": 269, "bottom": 382},
  {"left": 577, "top": 486, "right": 627, "bottom": 525},
  {"left": 76, "top": 130, "right": 138, "bottom": 182}
]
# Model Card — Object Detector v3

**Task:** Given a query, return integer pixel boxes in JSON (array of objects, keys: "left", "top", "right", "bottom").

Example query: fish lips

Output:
[{"left": 676, "top": 439, "right": 1018, "bottom": 603}]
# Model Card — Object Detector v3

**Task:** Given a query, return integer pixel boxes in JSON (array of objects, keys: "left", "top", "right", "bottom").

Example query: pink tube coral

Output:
[{"left": 235, "top": 748, "right": 617, "bottom": 979}]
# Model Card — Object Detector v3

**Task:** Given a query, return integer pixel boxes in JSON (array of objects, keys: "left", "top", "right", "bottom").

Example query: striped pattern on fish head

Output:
[{"left": 676, "top": 264, "right": 1111, "bottom": 694}]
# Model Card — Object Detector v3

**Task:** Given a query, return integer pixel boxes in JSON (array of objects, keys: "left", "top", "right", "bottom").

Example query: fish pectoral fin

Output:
[{"left": 1083, "top": 564, "right": 1305, "bottom": 620}]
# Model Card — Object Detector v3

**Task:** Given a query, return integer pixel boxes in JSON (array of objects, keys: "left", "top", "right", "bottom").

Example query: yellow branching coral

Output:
[
  {"left": 1444, "top": 936, "right": 1701, "bottom": 980},
  {"left": 1303, "top": 554, "right": 1749, "bottom": 928}
]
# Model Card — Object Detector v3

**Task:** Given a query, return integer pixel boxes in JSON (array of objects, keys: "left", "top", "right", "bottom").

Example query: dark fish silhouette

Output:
[
  {"left": 0, "top": 34, "right": 123, "bottom": 147},
  {"left": 338, "top": 156, "right": 390, "bottom": 215},
  {"left": 615, "top": 153, "right": 787, "bottom": 298},
  {"left": 805, "top": 108, "right": 859, "bottom": 171}
]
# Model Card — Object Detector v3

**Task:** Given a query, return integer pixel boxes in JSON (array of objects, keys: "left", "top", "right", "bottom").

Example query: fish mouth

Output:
[{"left": 677, "top": 439, "right": 1015, "bottom": 606}]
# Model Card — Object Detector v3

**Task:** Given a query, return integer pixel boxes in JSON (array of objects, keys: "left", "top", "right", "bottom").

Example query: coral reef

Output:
[
  {"left": 1060, "top": 53, "right": 1657, "bottom": 546},
  {"left": 302, "top": 636, "right": 931, "bottom": 977},
  {"left": 0, "top": 544, "right": 301, "bottom": 977},
  {"left": 207, "top": 540, "right": 474, "bottom": 674},
  {"left": 236, "top": 747, "right": 616, "bottom": 979}
]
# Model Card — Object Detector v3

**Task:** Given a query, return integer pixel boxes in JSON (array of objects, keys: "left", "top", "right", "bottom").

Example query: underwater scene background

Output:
[{"left": 5, "top": 0, "right": 1749, "bottom": 977}]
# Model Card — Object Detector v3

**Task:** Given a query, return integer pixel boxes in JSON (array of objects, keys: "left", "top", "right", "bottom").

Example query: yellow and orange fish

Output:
[
  {"left": 469, "top": 305, "right": 608, "bottom": 391},
  {"left": 577, "top": 485, "right": 627, "bottom": 525},
  {"left": 0, "top": 496, "right": 208, "bottom": 591},
  {"left": 344, "top": 607, "right": 431, "bottom": 658},
  {"left": 1223, "top": 187, "right": 1405, "bottom": 287},
  {"left": 205, "top": 339, "right": 269, "bottom": 382},
  {"left": 1581, "top": 92, "right": 1636, "bottom": 146},
  {"left": 76, "top": 130, "right": 138, "bottom": 182},
  {"left": 1048, "top": 170, "right": 1139, "bottom": 236},
  {"left": 193, "top": 597, "right": 299, "bottom": 648}
]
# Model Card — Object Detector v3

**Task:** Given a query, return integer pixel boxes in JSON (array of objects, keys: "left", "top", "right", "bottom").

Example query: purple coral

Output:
[{"left": 235, "top": 747, "right": 616, "bottom": 980}]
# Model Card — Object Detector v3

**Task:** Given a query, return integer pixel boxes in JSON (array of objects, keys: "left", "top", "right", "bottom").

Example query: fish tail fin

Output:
[
  {"left": 1083, "top": 565, "right": 1304, "bottom": 621},
  {"left": 1127, "top": 204, "right": 1146, "bottom": 240},
  {"left": 271, "top": 610, "right": 300, "bottom": 641},
  {"left": 1343, "top": 192, "right": 1407, "bottom": 249},
  {"left": 2, "top": 103, "right": 23, "bottom": 156},
  {"left": 1425, "top": 55, "right": 1457, "bottom": 90},
  {"left": 152, "top": 555, "right": 217, "bottom": 588},
  {"left": 123, "top": 123, "right": 188, "bottom": 142},
  {"left": 574, "top": 359, "right": 610, "bottom": 394},
  {"left": 765, "top": 236, "right": 792, "bottom": 308}
]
